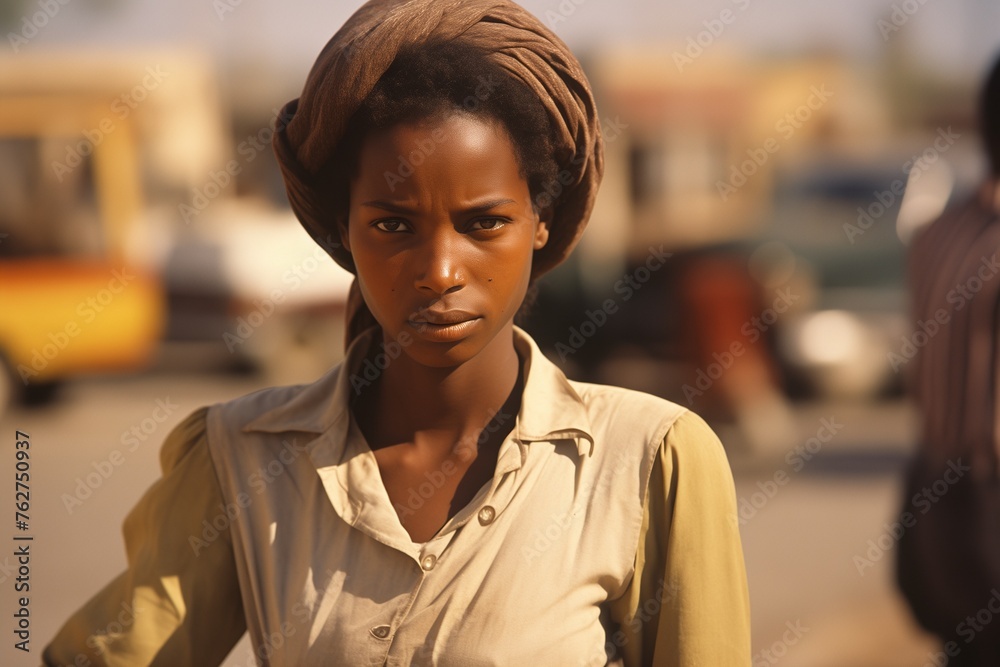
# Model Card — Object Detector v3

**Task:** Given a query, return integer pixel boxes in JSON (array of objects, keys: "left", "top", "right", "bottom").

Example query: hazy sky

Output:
[{"left": 7, "top": 0, "right": 1000, "bottom": 87}]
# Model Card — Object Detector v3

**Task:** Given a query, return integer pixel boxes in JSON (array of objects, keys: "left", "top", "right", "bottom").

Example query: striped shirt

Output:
[{"left": 907, "top": 181, "right": 1000, "bottom": 480}]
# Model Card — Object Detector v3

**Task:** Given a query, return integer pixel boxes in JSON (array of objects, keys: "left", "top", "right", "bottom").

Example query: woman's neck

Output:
[{"left": 352, "top": 324, "right": 523, "bottom": 451}]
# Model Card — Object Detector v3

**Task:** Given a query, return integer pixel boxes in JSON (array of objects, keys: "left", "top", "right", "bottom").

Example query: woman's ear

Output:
[
  {"left": 533, "top": 221, "right": 550, "bottom": 250},
  {"left": 338, "top": 219, "right": 351, "bottom": 253},
  {"left": 533, "top": 208, "right": 552, "bottom": 250}
]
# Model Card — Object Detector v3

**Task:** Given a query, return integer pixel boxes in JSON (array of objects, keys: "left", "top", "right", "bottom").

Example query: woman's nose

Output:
[{"left": 413, "top": 228, "right": 466, "bottom": 295}]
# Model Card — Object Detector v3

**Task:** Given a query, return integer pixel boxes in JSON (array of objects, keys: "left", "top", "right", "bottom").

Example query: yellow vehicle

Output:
[{"left": 0, "top": 58, "right": 167, "bottom": 414}]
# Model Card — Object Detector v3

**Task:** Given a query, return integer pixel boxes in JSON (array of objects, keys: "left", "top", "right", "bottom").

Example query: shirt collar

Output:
[{"left": 241, "top": 324, "right": 595, "bottom": 456}]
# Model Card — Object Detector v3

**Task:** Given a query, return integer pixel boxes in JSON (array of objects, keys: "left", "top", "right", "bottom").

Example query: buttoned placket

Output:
[
  {"left": 372, "top": 423, "right": 529, "bottom": 665},
  {"left": 416, "top": 420, "right": 526, "bottom": 542}
]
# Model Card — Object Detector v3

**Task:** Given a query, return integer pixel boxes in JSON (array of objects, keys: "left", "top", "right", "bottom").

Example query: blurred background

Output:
[{"left": 1, "top": 0, "right": 998, "bottom": 664}]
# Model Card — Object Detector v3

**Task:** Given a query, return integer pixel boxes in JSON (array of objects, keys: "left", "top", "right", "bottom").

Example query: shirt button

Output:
[
  {"left": 478, "top": 505, "right": 496, "bottom": 525},
  {"left": 420, "top": 554, "right": 437, "bottom": 571},
  {"left": 370, "top": 625, "right": 391, "bottom": 639}
]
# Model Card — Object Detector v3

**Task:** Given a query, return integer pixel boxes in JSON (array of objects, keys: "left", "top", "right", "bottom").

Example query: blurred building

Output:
[{"left": 585, "top": 49, "right": 892, "bottom": 257}]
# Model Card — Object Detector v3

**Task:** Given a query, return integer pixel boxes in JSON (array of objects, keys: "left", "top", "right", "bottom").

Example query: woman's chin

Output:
[{"left": 379, "top": 320, "right": 510, "bottom": 370}]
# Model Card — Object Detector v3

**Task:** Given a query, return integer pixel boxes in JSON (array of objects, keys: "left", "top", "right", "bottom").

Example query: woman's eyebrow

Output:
[
  {"left": 361, "top": 198, "right": 518, "bottom": 214},
  {"left": 361, "top": 200, "right": 418, "bottom": 214},
  {"left": 460, "top": 198, "right": 517, "bottom": 214}
]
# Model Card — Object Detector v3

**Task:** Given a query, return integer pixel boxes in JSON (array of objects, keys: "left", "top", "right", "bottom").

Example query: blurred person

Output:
[
  {"left": 42, "top": 1, "right": 751, "bottom": 665},
  {"left": 895, "top": 52, "right": 1000, "bottom": 666},
  {"left": 678, "top": 252, "right": 798, "bottom": 457}
]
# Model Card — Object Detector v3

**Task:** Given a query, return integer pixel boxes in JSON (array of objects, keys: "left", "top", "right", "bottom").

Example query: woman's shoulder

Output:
[
  {"left": 152, "top": 377, "right": 318, "bottom": 473},
  {"left": 566, "top": 377, "right": 694, "bottom": 440},
  {"left": 567, "top": 378, "right": 730, "bottom": 472},
  {"left": 207, "top": 362, "right": 346, "bottom": 436},
  {"left": 157, "top": 405, "right": 211, "bottom": 474}
]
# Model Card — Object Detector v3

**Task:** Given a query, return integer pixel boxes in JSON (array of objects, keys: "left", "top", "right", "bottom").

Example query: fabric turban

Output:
[{"left": 272, "top": 0, "right": 605, "bottom": 350}]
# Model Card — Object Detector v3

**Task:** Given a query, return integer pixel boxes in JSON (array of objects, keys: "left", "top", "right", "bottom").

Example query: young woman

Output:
[{"left": 44, "top": 1, "right": 751, "bottom": 665}]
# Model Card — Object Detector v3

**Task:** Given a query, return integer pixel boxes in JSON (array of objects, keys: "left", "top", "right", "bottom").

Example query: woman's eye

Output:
[
  {"left": 469, "top": 218, "right": 507, "bottom": 231},
  {"left": 373, "top": 219, "right": 409, "bottom": 233}
]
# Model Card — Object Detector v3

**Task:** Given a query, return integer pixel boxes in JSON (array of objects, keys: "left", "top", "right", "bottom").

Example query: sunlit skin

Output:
[{"left": 343, "top": 111, "right": 550, "bottom": 541}]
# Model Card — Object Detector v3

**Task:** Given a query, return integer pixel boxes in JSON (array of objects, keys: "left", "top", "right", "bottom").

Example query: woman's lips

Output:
[
  {"left": 410, "top": 308, "right": 480, "bottom": 325},
  {"left": 407, "top": 316, "right": 482, "bottom": 342}
]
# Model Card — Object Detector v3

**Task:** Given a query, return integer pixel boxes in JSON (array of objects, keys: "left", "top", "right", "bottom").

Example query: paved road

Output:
[{"left": 0, "top": 371, "right": 940, "bottom": 666}]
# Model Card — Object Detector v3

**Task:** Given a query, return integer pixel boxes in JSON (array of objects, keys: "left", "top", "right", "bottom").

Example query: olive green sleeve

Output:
[
  {"left": 42, "top": 407, "right": 246, "bottom": 667},
  {"left": 608, "top": 409, "right": 752, "bottom": 666}
]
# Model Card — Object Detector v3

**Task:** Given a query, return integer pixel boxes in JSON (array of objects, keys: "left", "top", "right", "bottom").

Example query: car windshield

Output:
[{"left": 0, "top": 137, "right": 103, "bottom": 259}]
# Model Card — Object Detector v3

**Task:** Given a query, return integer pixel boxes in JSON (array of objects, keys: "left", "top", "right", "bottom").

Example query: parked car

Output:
[{"left": 0, "top": 60, "right": 167, "bottom": 416}]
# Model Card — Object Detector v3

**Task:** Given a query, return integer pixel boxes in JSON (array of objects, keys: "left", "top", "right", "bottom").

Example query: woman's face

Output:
[{"left": 345, "top": 112, "right": 549, "bottom": 368}]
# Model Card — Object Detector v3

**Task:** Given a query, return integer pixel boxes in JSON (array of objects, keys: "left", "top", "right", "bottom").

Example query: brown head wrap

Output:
[{"left": 272, "top": 0, "right": 604, "bottom": 350}]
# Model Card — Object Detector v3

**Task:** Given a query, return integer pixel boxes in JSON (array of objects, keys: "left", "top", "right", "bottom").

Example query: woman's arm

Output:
[
  {"left": 608, "top": 410, "right": 751, "bottom": 666},
  {"left": 42, "top": 407, "right": 246, "bottom": 667}
]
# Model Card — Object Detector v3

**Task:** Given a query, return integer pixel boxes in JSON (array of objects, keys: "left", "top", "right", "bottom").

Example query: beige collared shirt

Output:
[{"left": 44, "top": 325, "right": 751, "bottom": 666}]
